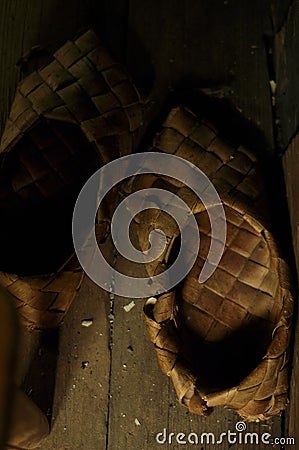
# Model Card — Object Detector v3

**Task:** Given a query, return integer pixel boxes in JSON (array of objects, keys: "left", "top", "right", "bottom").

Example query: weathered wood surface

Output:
[
  {"left": 275, "top": 7, "right": 299, "bottom": 448},
  {"left": 273, "top": 2, "right": 299, "bottom": 449},
  {"left": 275, "top": 1, "right": 299, "bottom": 152},
  {"left": 127, "top": 0, "right": 275, "bottom": 150},
  {"left": 283, "top": 146, "right": 299, "bottom": 450},
  {"left": 0, "top": 0, "right": 295, "bottom": 449},
  {"left": 34, "top": 277, "right": 111, "bottom": 450}
]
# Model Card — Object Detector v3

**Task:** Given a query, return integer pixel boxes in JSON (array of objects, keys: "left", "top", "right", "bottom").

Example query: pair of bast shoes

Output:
[{"left": 0, "top": 29, "right": 294, "bottom": 448}]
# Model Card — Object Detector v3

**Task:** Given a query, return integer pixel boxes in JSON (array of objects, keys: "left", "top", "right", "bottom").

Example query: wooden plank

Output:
[
  {"left": 0, "top": 0, "right": 32, "bottom": 132},
  {"left": 282, "top": 144, "right": 299, "bottom": 450},
  {"left": 271, "top": 0, "right": 293, "bottom": 31},
  {"left": 86, "top": 0, "right": 129, "bottom": 62},
  {"left": 107, "top": 255, "right": 171, "bottom": 450},
  {"left": 274, "top": 1, "right": 299, "bottom": 151},
  {"left": 36, "top": 277, "right": 110, "bottom": 450},
  {"left": 126, "top": 0, "right": 274, "bottom": 149},
  {"left": 107, "top": 297, "right": 171, "bottom": 450},
  {"left": 274, "top": 3, "right": 299, "bottom": 448}
]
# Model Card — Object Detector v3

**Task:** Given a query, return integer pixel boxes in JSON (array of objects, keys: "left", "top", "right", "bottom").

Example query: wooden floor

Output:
[{"left": 0, "top": 1, "right": 298, "bottom": 449}]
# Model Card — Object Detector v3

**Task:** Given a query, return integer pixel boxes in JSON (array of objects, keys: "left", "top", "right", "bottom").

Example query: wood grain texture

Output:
[
  {"left": 274, "top": 2, "right": 299, "bottom": 448},
  {"left": 35, "top": 277, "right": 111, "bottom": 450},
  {"left": 274, "top": 1, "right": 299, "bottom": 152},
  {"left": 126, "top": 0, "right": 274, "bottom": 149},
  {"left": 282, "top": 143, "right": 299, "bottom": 450},
  {"left": 270, "top": 0, "right": 293, "bottom": 32}
]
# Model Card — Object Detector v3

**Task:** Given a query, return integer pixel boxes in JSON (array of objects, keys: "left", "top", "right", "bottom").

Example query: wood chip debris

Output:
[
  {"left": 81, "top": 319, "right": 93, "bottom": 327},
  {"left": 269, "top": 80, "right": 276, "bottom": 106},
  {"left": 123, "top": 301, "right": 135, "bottom": 312},
  {"left": 269, "top": 80, "right": 276, "bottom": 95}
]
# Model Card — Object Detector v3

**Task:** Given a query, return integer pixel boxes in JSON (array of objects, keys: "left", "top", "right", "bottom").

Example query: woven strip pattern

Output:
[
  {"left": 0, "top": 29, "right": 143, "bottom": 208},
  {"left": 183, "top": 207, "right": 280, "bottom": 339},
  {"left": 137, "top": 106, "right": 294, "bottom": 421},
  {"left": 0, "top": 29, "right": 143, "bottom": 329},
  {"left": 1, "top": 29, "right": 143, "bottom": 157},
  {"left": 1, "top": 120, "right": 105, "bottom": 212},
  {"left": 126, "top": 107, "right": 270, "bottom": 278},
  {"left": 0, "top": 257, "right": 83, "bottom": 330}
]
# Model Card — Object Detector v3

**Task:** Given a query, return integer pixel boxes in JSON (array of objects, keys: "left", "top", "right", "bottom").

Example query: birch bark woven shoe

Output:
[
  {"left": 128, "top": 106, "right": 293, "bottom": 421},
  {"left": 0, "top": 29, "right": 143, "bottom": 329}
]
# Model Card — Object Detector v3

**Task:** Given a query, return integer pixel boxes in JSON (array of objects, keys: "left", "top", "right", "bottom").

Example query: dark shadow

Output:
[
  {"left": 86, "top": 1, "right": 155, "bottom": 94},
  {"left": 0, "top": 119, "right": 103, "bottom": 275},
  {"left": 180, "top": 316, "right": 273, "bottom": 391}
]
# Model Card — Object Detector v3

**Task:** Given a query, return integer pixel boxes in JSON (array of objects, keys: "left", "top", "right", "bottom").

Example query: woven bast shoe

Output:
[
  {"left": 0, "top": 29, "right": 143, "bottom": 329},
  {"left": 128, "top": 105, "right": 294, "bottom": 421}
]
